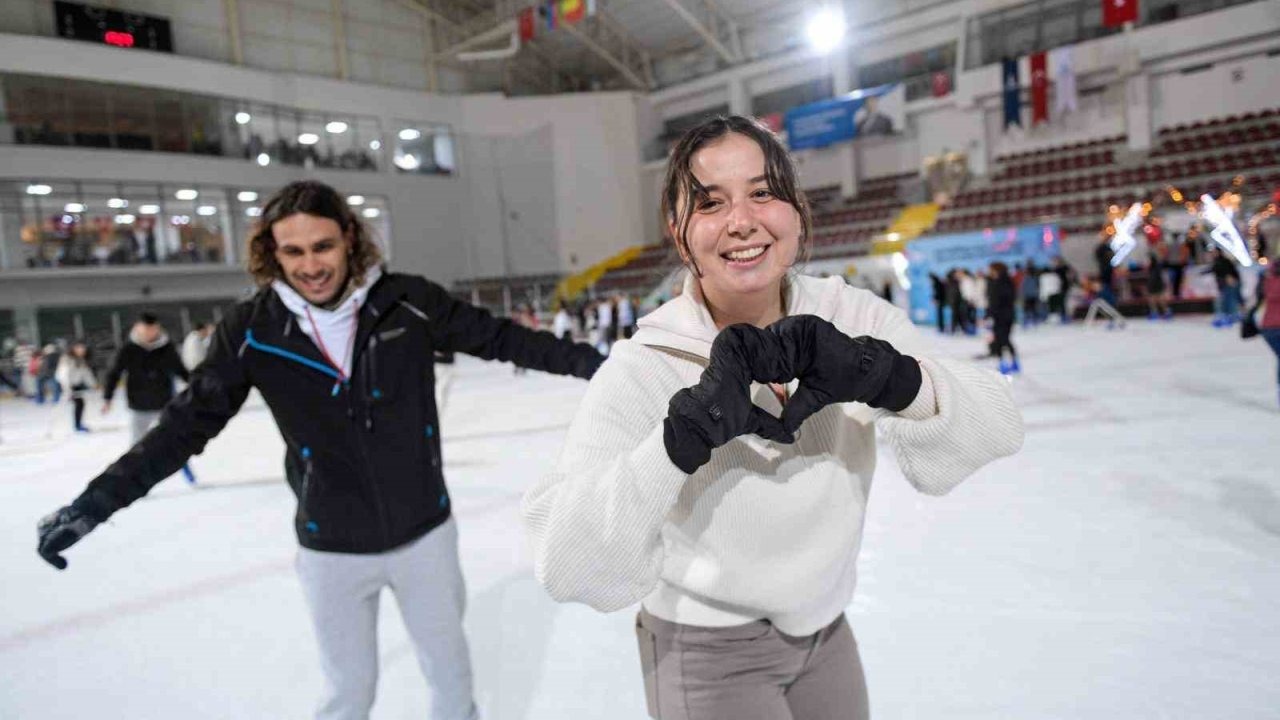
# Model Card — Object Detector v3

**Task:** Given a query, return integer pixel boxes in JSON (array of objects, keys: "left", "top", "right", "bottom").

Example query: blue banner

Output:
[
  {"left": 905, "top": 225, "right": 1062, "bottom": 324},
  {"left": 783, "top": 83, "right": 900, "bottom": 151},
  {"left": 1002, "top": 57, "right": 1022, "bottom": 129}
]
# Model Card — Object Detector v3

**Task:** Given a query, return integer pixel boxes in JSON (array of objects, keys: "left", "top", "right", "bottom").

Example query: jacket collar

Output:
[{"left": 632, "top": 271, "right": 847, "bottom": 360}]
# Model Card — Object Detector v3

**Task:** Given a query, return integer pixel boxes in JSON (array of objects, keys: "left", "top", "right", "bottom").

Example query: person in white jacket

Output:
[
  {"left": 55, "top": 341, "right": 97, "bottom": 433},
  {"left": 522, "top": 116, "right": 1024, "bottom": 720}
]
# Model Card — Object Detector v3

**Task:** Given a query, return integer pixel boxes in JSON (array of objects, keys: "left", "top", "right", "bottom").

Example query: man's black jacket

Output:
[
  {"left": 103, "top": 337, "right": 189, "bottom": 411},
  {"left": 75, "top": 272, "right": 603, "bottom": 553}
]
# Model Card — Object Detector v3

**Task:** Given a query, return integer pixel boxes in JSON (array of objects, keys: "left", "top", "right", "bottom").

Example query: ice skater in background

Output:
[
  {"left": 55, "top": 341, "right": 97, "bottom": 433},
  {"left": 37, "top": 180, "right": 603, "bottom": 720},
  {"left": 101, "top": 313, "right": 196, "bottom": 484},
  {"left": 1253, "top": 255, "right": 1280, "bottom": 408},
  {"left": 522, "top": 116, "right": 1024, "bottom": 720},
  {"left": 987, "top": 261, "right": 1020, "bottom": 374}
]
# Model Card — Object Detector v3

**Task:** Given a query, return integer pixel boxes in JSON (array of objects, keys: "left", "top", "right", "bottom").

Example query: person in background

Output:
[
  {"left": 1253, "top": 255, "right": 1280, "bottom": 408},
  {"left": 513, "top": 304, "right": 539, "bottom": 376},
  {"left": 1038, "top": 264, "right": 1062, "bottom": 325},
  {"left": 1051, "top": 256, "right": 1075, "bottom": 323},
  {"left": 596, "top": 296, "right": 615, "bottom": 354},
  {"left": 1020, "top": 261, "right": 1041, "bottom": 328},
  {"left": 1094, "top": 236, "right": 1117, "bottom": 309},
  {"left": 102, "top": 313, "right": 196, "bottom": 484},
  {"left": 553, "top": 305, "right": 574, "bottom": 341},
  {"left": 35, "top": 343, "right": 63, "bottom": 404},
  {"left": 56, "top": 341, "right": 97, "bottom": 433},
  {"left": 618, "top": 293, "right": 637, "bottom": 339},
  {"left": 1146, "top": 245, "right": 1172, "bottom": 320},
  {"left": 929, "top": 272, "right": 947, "bottom": 333},
  {"left": 1168, "top": 233, "right": 1190, "bottom": 300},
  {"left": 1203, "top": 247, "right": 1242, "bottom": 327},
  {"left": 987, "top": 262, "right": 1019, "bottom": 374}
]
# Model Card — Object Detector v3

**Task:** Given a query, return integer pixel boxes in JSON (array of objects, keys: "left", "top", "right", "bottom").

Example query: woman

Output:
[
  {"left": 986, "top": 262, "right": 1019, "bottom": 374},
  {"left": 1146, "top": 245, "right": 1171, "bottom": 320},
  {"left": 55, "top": 341, "right": 96, "bottom": 433},
  {"left": 522, "top": 116, "right": 1024, "bottom": 720},
  {"left": 1255, "top": 257, "right": 1280, "bottom": 408}
]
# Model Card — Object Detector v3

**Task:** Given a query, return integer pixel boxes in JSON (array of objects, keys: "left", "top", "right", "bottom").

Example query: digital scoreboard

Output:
[{"left": 54, "top": 1, "right": 174, "bottom": 53}]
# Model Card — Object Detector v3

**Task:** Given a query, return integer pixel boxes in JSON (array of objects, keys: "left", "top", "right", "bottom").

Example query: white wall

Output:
[{"left": 1150, "top": 51, "right": 1280, "bottom": 129}]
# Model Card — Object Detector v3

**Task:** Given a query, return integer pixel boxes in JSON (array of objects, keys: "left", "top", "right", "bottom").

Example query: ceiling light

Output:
[
  {"left": 196, "top": 205, "right": 218, "bottom": 216},
  {"left": 175, "top": 188, "right": 198, "bottom": 200},
  {"left": 369, "top": 139, "right": 382, "bottom": 150},
  {"left": 398, "top": 128, "right": 421, "bottom": 141},
  {"left": 298, "top": 132, "right": 320, "bottom": 145},
  {"left": 326, "top": 121, "right": 349, "bottom": 134},
  {"left": 237, "top": 191, "right": 258, "bottom": 202},
  {"left": 394, "top": 153, "right": 421, "bottom": 171},
  {"left": 107, "top": 197, "right": 128, "bottom": 208},
  {"left": 139, "top": 204, "right": 160, "bottom": 215},
  {"left": 246, "top": 206, "right": 262, "bottom": 217},
  {"left": 256, "top": 153, "right": 271, "bottom": 166},
  {"left": 171, "top": 215, "right": 190, "bottom": 225},
  {"left": 235, "top": 112, "right": 252, "bottom": 124},
  {"left": 64, "top": 202, "right": 86, "bottom": 213},
  {"left": 114, "top": 214, "right": 136, "bottom": 224},
  {"left": 362, "top": 207, "right": 381, "bottom": 218},
  {"left": 26, "top": 184, "right": 53, "bottom": 195},
  {"left": 347, "top": 195, "right": 365, "bottom": 206},
  {"left": 806, "top": 7, "right": 846, "bottom": 54}
]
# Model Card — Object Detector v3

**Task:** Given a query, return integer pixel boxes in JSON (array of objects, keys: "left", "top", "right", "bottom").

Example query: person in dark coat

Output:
[
  {"left": 986, "top": 262, "right": 1019, "bottom": 374},
  {"left": 38, "top": 180, "right": 604, "bottom": 720}
]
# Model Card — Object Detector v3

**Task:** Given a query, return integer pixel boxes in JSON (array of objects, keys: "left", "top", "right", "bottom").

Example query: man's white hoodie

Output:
[
  {"left": 272, "top": 267, "right": 382, "bottom": 377},
  {"left": 522, "top": 272, "right": 1023, "bottom": 636}
]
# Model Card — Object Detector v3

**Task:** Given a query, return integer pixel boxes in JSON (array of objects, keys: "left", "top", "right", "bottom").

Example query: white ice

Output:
[{"left": 2, "top": 318, "right": 1278, "bottom": 719}]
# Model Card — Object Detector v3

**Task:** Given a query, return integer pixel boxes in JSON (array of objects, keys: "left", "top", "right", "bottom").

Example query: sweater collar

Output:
[
  {"left": 272, "top": 266, "right": 383, "bottom": 323},
  {"left": 632, "top": 271, "right": 846, "bottom": 360}
]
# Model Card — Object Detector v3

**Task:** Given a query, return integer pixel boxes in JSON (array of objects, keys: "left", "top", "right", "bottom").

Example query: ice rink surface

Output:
[{"left": 2, "top": 316, "right": 1278, "bottom": 719}]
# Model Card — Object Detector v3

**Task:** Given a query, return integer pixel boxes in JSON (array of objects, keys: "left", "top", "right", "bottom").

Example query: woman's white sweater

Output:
[{"left": 521, "top": 273, "right": 1024, "bottom": 637}]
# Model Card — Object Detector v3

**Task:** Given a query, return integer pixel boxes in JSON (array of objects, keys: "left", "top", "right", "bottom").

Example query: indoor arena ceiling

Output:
[{"left": 400, "top": 0, "right": 845, "bottom": 94}]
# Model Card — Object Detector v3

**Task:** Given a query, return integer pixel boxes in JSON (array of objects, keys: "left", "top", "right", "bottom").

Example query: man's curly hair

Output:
[{"left": 246, "top": 180, "right": 382, "bottom": 287}]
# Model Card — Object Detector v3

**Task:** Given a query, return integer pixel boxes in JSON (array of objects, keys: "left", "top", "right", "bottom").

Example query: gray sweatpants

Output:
[
  {"left": 636, "top": 609, "right": 869, "bottom": 720},
  {"left": 296, "top": 517, "right": 478, "bottom": 720},
  {"left": 130, "top": 410, "right": 162, "bottom": 444}
]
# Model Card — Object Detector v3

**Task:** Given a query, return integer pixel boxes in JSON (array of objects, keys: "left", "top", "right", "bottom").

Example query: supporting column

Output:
[
  {"left": 224, "top": 0, "right": 244, "bottom": 65},
  {"left": 332, "top": 0, "right": 350, "bottom": 80},
  {"left": 833, "top": 48, "right": 858, "bottom": 199},
  {"left": 728, "top": 76, "right": 750, "bottom": 116},
  {"left": 1124, "top": 72, "right": 1152, "bottom": 152}
]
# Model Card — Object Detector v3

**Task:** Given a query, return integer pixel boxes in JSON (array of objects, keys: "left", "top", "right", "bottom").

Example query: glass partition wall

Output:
[{"left": 0, "top": 73, "right": 457, "bottom": 176}]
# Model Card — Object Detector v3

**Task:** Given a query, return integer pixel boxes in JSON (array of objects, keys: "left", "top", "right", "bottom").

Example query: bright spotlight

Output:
[
  {"left": 107, "top": 197, "right": 128, "bottom": 209},
  {"left": 196, "top": 205, "right": 218, "bottom": 216},
  {"left": 237, "top": 191, "right": 258, "bottom": 202},
  {"left": 806, "top": 7, "right": 846, "bottom": 54},
  {"left": 298, "top": 133, "right": 320, "bottom": 145},
  {"left": 257, "top": 153, "right": 271, "bottom": 166},
  {"left": 347, "top": 195, "right": 365, "bottom": 206},
  {"left": 362, "top": 207, "right": 381, "bottom": 219},
  {"left": 325, "top": 121, "right": 349, "bottom": 134},
  {"left": 64, "top": 203, "right": 86, "bottom": 213},
  {"left": 369, "top": 139, "right": 382, "bottom": 150},
  {"left": 139, "top": 204, "right": 160, "bottom": 215},
  {"left": 394, "top": 153, "right": 421, "bottom": 171},
  {"left": 114, "top": 214, "right": 137, "bottom": 224},
  {"left": 175, "top": 188, "right": 199, "bottom": 200},
  {"left": 25, "top": 184, "right": 53, "bottom": 195},
  {"left": 235, "top": 112, "right": 252, "bottom": 125},
  {"left": 246, "top": 206, "right": 262, "bottom": 218},
  {"left": 399, "top": 128, "right": 422, "bottom": 141}
]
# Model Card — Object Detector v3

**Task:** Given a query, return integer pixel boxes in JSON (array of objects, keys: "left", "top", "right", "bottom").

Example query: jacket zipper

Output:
[{"left": 352, "top": 308, "right": 394, "bottom": 548}]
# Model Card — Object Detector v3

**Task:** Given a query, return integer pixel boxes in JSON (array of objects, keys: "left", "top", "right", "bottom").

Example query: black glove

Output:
[
  {"left": 769, "top": 315, "right": 922, "bottom": 434},
  {"left": 37, "top": 497, "right": 105, "bottom": 570},
  {"left": 663, "top": 324, "right": 794, "bottom": 474}
]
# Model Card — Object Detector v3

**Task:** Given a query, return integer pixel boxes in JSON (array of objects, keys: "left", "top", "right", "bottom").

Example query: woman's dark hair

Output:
[
  {"left": 660, "top": 115, "right": 812, "bottom": 277},
  {"left": 990, "top": 261, "right": 1010, "bottom": 279},
  {"left": 247, "top": 180, "right": 382, "bottom": 288}
]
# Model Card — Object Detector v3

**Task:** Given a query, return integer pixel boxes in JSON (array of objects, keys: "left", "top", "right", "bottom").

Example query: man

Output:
[
  {"left": 35, "top": 343, "right": 62, "bottom": 404},
  {"left": 1051, "top": 256, "right": 1075, "bottom": 324},
  {"left": 1094, "top": 236, "right": 1117, "bottom": 308},
  {"left": 38, "top": 180, "right": 603, "bottom": 720},
  {"left": 102, "top": 313, "right": 192, "bottom": 457}
]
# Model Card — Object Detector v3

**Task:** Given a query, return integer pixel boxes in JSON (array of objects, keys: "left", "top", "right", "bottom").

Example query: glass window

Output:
[
  {"left": 112, "top": 85, "right": 157, "bottom": 151},
  {"left": 393, "top": 122, "right": 455, "bottom": 175}
]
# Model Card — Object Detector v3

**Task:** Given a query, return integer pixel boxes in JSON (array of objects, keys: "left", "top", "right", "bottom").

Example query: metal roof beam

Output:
[{"left": 658, "top": 0, "right": 740, "bottom": 65}]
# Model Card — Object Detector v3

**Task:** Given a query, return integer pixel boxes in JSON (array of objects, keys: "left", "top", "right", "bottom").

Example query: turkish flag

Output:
[
  {"left": 1030, "top": 52, "right": 1049, "bottom": 125},
  {"left": 518, "top": 7, "right": 535, "bottom": 41},
  {"left": 932, "top": 71, "right": 951, "bottom": 98},
  {"left": 1102, "top": 0, "right": 1139, "bottom": 27}
]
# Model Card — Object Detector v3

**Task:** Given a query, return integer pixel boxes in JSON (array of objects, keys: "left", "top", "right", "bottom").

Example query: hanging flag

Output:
[
  {"left": 539, "top": 1, "right": 557, "bottom": 30},
  {"left": 1030, "top": 51, "right": 1049, "bottom": 126},
  {"left": 560, "top": 0, "right": 585, "bottom": 24},
  {"left": 1102, "top": 0, "right": 1139, "bottom": 27},
  {"left": 518, "top": 7, "right": 536, "bottom": 42},
  {"left": 1002, "top": 57, "right": 1022, "bottom": 130},
  {"left": 931, "top": 71, "right": 951, "bottom": 98},
  {"left": 1051, "top": 46, "right": 1078, "bottom": 115}
]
